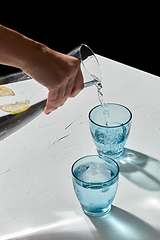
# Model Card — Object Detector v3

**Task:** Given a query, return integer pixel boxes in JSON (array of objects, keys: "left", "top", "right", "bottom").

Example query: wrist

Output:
[{"left": 19, "top": 38, "right": 46, "bottom": 74}]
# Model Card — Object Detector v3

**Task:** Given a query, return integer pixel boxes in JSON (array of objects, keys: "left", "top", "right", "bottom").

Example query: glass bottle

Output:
[{"left": 0, "top": 44, "right": 102, "bottom": 141}]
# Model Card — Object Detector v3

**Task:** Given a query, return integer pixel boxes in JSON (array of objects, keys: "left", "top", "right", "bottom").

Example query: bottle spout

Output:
[{"left": 84, "top": 79, "right": 101, "bottom": 88}]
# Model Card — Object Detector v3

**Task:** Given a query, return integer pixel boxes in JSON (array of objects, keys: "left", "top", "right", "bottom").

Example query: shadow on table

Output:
[
  {"left": 89, "top": 205, "right": 160, "bottom": 240},
  {"left": 116, "top": 148, "right": 160, "bottom": 191},
  {"left": 11, "top": 207, "right": 160, "bottom": 240}
]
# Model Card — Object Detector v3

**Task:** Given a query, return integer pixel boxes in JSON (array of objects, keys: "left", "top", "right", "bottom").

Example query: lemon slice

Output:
[
  {"left": 0, "top": 86, "right": 15, "bottom": 97},
  {"left": 0, "top": 100, "right": 30, "bottom": 114}
]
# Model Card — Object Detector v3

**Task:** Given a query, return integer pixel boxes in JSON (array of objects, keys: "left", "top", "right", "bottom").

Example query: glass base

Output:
[
  {"left": 82, "top": 205, "right": 111, "bottom": 217},
  {"left": 98, "top": 149, "right": 124, "bottom": 159}
]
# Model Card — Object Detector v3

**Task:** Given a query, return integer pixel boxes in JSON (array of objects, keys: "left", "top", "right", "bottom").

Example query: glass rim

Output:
[
  {"left": 71, "top": 155, "right": 119, "bottom": 185},
  {"left": 89, "top": 103, "right": 132, "bottom": 128},
  {"left": 79, "top": 44, "right": 102, "bottom": 81}
]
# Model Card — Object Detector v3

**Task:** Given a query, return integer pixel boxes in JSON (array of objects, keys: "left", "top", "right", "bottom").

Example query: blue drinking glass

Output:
[
  {"left": 89, "top": 103, "right": 132, "bottom": 158},
  {"left": 71, "top": 155, "right": 119, "bottom": 217}
]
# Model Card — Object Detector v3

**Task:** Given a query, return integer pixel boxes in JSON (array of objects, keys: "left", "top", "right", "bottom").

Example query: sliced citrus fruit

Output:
[
  {"left": 0, "top": 100, "right": 30, "bottom": 114},
  {"left": 0, "top": 86, "right": 15, "bottom": 97}
]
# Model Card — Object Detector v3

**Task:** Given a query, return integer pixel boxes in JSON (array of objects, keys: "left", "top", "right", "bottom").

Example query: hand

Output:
[{"left": 23, "top": 44, "right": 84, "bottom": 114}]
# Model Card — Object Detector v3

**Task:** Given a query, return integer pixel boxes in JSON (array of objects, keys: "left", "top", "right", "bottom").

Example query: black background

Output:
[{"left": 1, "top": 6, "right": 159, "bottom": 77}]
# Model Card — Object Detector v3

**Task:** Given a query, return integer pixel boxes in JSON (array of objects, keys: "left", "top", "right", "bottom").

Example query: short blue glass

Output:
[
  {"left": 72, "top": 155, "right": 119, "bottom": 217},
  {"left": 89, "top": 103, "right": 132, "bottom": 158}
]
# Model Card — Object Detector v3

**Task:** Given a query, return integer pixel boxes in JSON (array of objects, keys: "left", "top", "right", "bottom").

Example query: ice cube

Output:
[
  {"left": 98, "top": 165, "right": 111, "bottom": 179},
  {"left": 76, "top": 163, "right": 96, "bottom": 182},
  {"left": 83, "top": 162, "right": 99, "bottom": 181},
  {"left": 75, "top": 164, "right": 89, "bottom": 181},
  {"left": 89, "top": 173, "right": 109, "bottom": 183},
  {"left": 87, "top": 162, "right": 97, "bottom": 170},
  {"left": 94, "top": 129, "right": 107, "bottom": 144},
  {"left": 101, "top": 169, "right": 112, "bottom": 180},
  {"left": 76, "top": 162, "right": 114, "bottom": 183},
  {"left": 77, "top": 165, "right": 89, "bottom": 176}
]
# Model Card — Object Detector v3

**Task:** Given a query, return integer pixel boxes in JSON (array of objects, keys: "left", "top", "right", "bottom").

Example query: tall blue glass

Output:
[
  {"left": 72, "top": 155, "right": 119, "bottom": 217},
  {"left": 89, "top": 103, "right": 132, "bottom": 158}
]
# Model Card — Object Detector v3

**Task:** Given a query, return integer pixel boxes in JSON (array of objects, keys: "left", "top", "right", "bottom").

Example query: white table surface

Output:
[{"left": 1, "top": 55, "right": 160, "bottom": 240}]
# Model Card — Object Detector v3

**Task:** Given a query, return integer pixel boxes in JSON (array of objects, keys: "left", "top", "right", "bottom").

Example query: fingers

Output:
[
  {"left": 44, "top": 69, "right": 84, "bottom": 114},
  {"left": 44, "top": 88, "right": 59, "bottom": 114},
  {"left": 69, "top": 69, "right": 84, "bottom": 98},
  {"left": 57, "top": 78, "right": 75, "bottom": 106},
  {"left": 44, "top": 78, "right": 75, "bottom": 114}
]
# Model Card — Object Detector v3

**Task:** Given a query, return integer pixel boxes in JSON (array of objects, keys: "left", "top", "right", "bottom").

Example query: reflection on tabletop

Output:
[{"left": 11, "top": 206, "right": 160, "bottom": 240}]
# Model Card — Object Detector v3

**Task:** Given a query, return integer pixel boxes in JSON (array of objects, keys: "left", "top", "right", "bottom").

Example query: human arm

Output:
[{"left": 0, "top": 24, "right": 84, "bottom": 114}]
